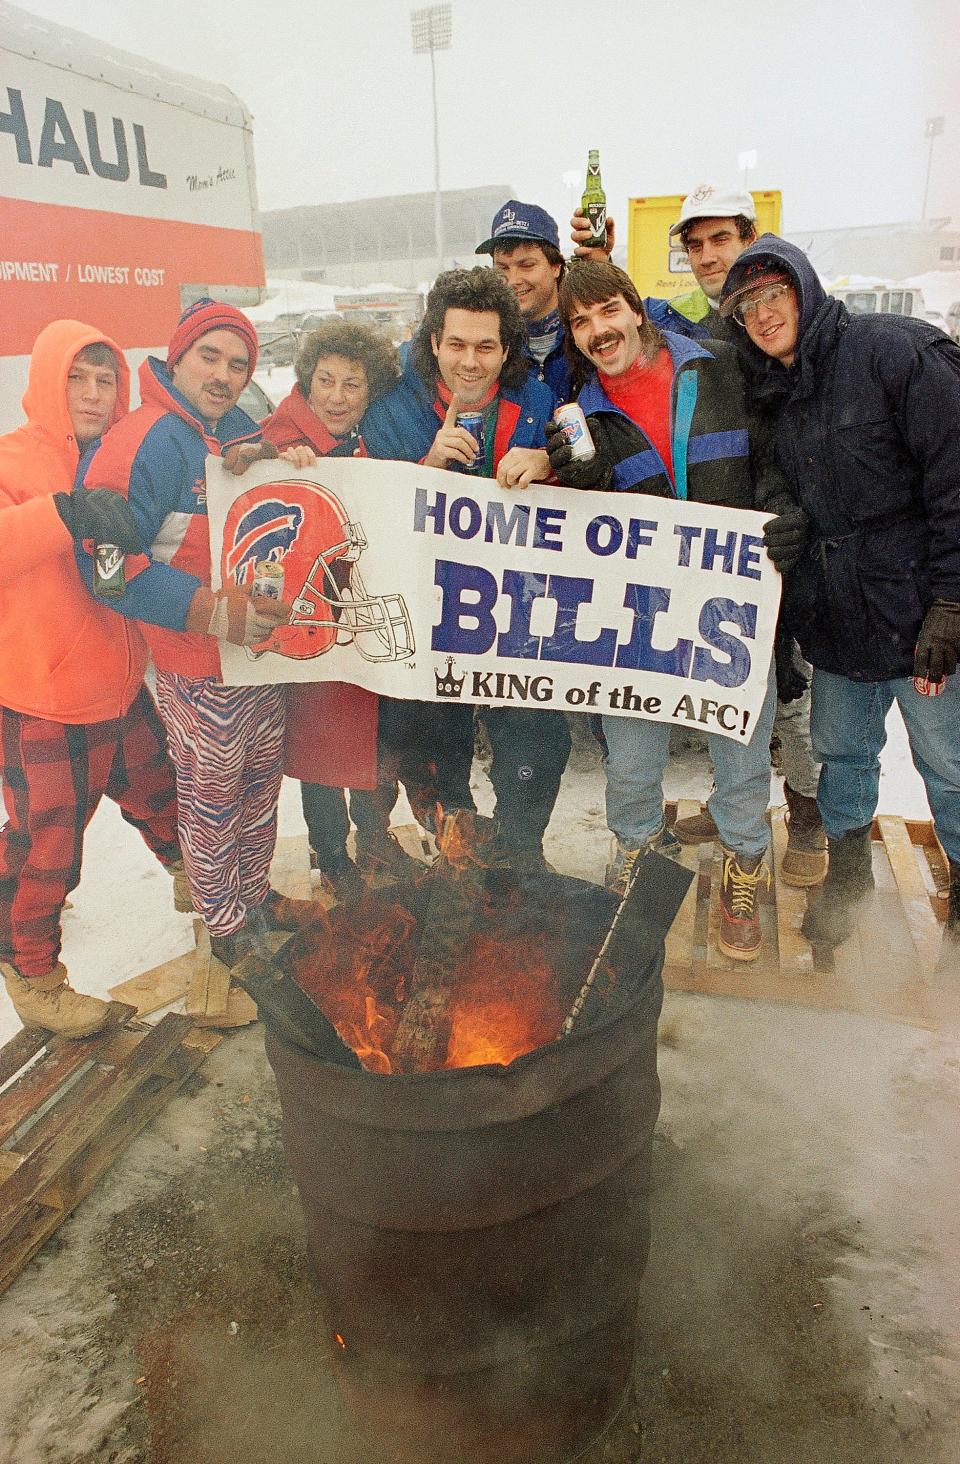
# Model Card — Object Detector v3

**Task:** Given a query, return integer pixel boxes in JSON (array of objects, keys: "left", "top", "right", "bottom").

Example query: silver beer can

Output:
[{"left": 554, "top": 403, "right": 596, "bottom": 462}]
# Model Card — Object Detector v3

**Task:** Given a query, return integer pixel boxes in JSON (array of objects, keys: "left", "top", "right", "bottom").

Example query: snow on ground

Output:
[
  {"left": 903, "top": 269, "right": 960, "bottom": 315},
  {"left": 0, "top": 698, "right": 929, "bottom": 1047}
]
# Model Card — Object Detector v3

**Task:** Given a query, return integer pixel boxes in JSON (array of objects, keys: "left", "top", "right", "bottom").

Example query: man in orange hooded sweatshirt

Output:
[{"left": 0, "top": 320, "right": 183, "bottom": 1039}]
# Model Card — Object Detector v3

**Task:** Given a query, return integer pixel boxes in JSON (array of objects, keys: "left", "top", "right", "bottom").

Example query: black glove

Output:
[
  {"left": 762, "top": 504, "right": 809, "bottom": 572},
  {"left": 545, "top": 415, "right": 612, "bottom": 490},
  {"left": 53, "top": 486, "right": 144, "bottom": 554},
  {"left": 914, "top": 599, "right": 960, "bottom": 681}
]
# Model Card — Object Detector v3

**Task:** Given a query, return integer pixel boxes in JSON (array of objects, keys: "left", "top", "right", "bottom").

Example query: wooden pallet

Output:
[
  {"left": 0, "top": 1011, "right": 220, "bottom": 1297},
  {"left": 661, "top": 805, "right": 957, "bottom": 1029}
]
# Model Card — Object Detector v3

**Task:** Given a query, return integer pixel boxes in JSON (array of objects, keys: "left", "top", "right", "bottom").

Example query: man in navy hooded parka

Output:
[{"left": 720, "top": 235, "right": 960, "bottom": 952}]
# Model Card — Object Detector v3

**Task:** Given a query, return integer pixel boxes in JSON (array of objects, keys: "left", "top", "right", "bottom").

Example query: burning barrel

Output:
[{"left": 260, "top": 852, "right": 688, "bottom": 1464}]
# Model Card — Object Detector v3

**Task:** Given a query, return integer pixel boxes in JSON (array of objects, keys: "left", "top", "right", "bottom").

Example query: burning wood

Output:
[{"left": 392, "top": 810, "right": 497, "bottom": 1073}]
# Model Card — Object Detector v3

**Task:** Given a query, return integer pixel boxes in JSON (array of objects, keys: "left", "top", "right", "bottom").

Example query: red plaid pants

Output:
[{"left": 0, "top": 688, "right": 179, "bottom": 978}]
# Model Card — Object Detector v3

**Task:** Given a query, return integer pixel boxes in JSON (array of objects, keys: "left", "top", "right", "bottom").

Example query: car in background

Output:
[
  {"left": 946, "top": 302, "right": 960, "bottom": 344},
  {"left": 238, "top": 377, "right": 274, "bottom": 422},
  {"left": 829, "top": 282, "right": 925, "bottom": 318}
]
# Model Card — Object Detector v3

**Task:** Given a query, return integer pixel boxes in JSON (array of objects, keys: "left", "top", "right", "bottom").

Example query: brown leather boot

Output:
[
  {"left": 1, "top": 961, "right": 110, "bottom": 1038},
  {"left": 718, "top": 849, "right": 770, "bottom": 962},
  {"left": 780, "top": 785, "right": 828, "bottom": 887},
  {"left": 672, "top": 805, "right": 719, "bottom": 845}
]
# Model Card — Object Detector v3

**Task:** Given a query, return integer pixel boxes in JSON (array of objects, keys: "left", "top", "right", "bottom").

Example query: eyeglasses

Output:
[{"left": 733, "top": 282, "right": 792, "bottom": 326}]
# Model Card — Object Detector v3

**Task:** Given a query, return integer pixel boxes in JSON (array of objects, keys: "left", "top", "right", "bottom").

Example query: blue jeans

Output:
[
  {"left": 810, "top": 668, "right": 960, "bottom": 861},
  {"left": 602, "top": 666, "right": 778, "bottom": 860}
]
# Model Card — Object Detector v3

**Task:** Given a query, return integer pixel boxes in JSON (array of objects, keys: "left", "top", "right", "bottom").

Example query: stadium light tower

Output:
[
  {"left": 922, "top": 116, "right": 944, "bottom": 220},
  {"left": 411, "top": 4, "right": 452, "bottom": 276}
]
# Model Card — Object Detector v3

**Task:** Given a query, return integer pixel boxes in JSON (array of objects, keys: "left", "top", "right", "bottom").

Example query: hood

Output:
[
  {"left": 262, "top": 385, "right": 343, "bottom": 455},
  {"left": 138, "top": 356, "right": 260, "bottom": 449},
  {"left": 720, "top": 233, "right": 844, "bottom": 399},
  {"left": 21, "top": 319, "right": 130, "bottom": 459}
]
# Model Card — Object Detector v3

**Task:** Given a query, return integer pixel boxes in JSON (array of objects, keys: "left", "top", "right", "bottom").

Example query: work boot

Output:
[
  {"left": 312, "top": 849, "right": 364, "bottom": 904},
  {"left": 800, "top": 825, "right": 874, "bottom": 948},
  {"left": 1, "top": 960, "right": 111, "bottom": 1039},
  {"left": 718, "top": 849, "right": 771, "bottom": 961},
  {"left": 779, "top": 785, "right": 828, "bottom": 888},
  {"left": 605, "top": 823, "right": 682, "bottom": 898},
  {"left": 672, "top": 805, "right": 719, "bottom": 845},
  {"left": 165, "top": 856, "right": 194, "bottom": 913},
  {"left": 355, "top": 830, "right": 425, "bottom": 883},
  {"left": 209, "top": 926, "right": 261, "bottom": 969},
  {"left": 253, "top": 887, "right": 324, "bottom": 931}
]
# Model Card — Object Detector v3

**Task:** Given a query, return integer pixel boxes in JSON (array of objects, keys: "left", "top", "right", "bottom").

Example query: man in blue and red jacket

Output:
[
  {"left": 80, "top": 299, "right": 317, "bottom": 967},
  {"left": 362, "top": 267, "right": 569, "bottom": 869}
]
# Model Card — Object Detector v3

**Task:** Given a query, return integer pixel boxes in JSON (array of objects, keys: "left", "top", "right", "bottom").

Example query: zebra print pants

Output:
[{"left": 155, "top": 672, "right": 286, "bottom": 937}]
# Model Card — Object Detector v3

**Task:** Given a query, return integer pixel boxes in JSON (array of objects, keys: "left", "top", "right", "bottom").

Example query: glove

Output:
[
  {"left": 545, "top": 416, "right": 612, "bottom": 490},
  {"left": 762, "top": 504, "right": 809, "bottom": 572},
  {"left": 185, "top": 585, "right": 291, "bottom": 647},
  {"left": 53, "top": 486, "right": 144, "bottom": 554},
  {"left": 914, "top": 599, "right": 960, "bottom": 681},
  {"left": 222, "top": 440, "right": 279, "bottom": 475}
]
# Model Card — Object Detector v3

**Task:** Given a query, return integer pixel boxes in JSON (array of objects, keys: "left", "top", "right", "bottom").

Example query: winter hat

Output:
[
  {"left": 718, "top": 258, "right": 792, "bottom": 319},
  {"left": 476, "top": 200, "right": 561, "bottom": 254},
  {"left": 167, "top": 297, "right": 258, "bottom": 380},
  {"left": 668, "top": 183, "right": 757, "bottom": 241}
]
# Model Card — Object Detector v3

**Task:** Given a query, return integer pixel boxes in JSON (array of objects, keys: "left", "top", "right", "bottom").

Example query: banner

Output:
[{"left": 207, "top": 456, "right": 781, "bottom": 744}]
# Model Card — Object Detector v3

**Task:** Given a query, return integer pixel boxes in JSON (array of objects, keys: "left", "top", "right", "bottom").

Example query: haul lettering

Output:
[
  {"left": 432, "top": 560, "right": 756, "bottom": 687},
  {"left": 0, "top": 87, "right": 167, "bottom": 188}
]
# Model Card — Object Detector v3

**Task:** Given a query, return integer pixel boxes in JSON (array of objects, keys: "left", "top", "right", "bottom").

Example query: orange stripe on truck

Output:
[{"left": 1, "top": 196, "right": 265, "bottom": 355}]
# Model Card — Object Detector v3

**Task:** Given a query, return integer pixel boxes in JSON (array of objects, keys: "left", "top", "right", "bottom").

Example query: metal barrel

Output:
[{"left": 265, "top": 871, "right": 664, "bottom": 1464}]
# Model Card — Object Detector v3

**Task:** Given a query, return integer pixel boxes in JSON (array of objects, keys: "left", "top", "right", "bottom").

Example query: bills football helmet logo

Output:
[{"left": 222, "top": 478, "right": 415, "bottom": 662}]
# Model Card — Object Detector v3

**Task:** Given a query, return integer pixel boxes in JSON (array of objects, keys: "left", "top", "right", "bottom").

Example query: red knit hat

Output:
[{"left": 166, "top": 297, "right": 258, "bottom": 380}]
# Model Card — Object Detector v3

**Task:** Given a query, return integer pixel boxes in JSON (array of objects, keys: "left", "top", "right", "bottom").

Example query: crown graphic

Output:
[{"left": 434, "top": 657, "right": 465, "bottom": 699}]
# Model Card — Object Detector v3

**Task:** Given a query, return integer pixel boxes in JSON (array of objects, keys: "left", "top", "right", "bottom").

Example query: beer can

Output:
[
  {"left": 554, "top": 403, "right": 597, "bottom": 462},
  {"left": 913, "top": 673, "right": 945, "bottom": 696},
  {"left": 456, "top": 411, "right": 485, "bottom": 472},
  {"left": 253, "top": 560, "right": 285, "bottom": 600},
  {"left": 93, "top": 542, "right": 125, "bottom": 598}
]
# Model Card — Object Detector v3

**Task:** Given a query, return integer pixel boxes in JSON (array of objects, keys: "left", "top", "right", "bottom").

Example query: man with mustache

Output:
[
  {"left": 571, "top": 186, "right": 825, "bottom": 886},
  {"left": 547, "top": 259, "right": 800, "bottom": 961},
  {"left": 362, "top": 267, "right": 566, "bottom": 872},
  {"left": 80, "top": 299, "right": 318, "bottom": 969}
]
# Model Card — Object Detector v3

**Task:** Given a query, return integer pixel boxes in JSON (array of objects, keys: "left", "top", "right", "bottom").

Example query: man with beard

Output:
[
  {"left": 571, "top": 185, "right": 826, "bottom": 886},
  {"left": 362, "top": 267, "right": 567, "bottom": 871},
  {"left": 546, "top": 259, "right": 801, "bottom": 961},
  {"left": 719, "top": 238, "right": 960, "bottom": 954}
]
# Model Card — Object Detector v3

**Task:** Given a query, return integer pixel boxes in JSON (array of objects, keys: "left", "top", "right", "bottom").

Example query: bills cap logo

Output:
[{"left": 225, "top": 498, "right": 304, "bottom": 585}]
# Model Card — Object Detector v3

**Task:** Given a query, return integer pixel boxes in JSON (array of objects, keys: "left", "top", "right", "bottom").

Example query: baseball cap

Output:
[
  {"left": 719, "top": 258, "right": 792, "bottom": 319},
  {"left": 476, "top": 200, "right": 561, "bottom": 255},
  {"left": 668, "top": 184, "right": 757, "bottom": 241}
]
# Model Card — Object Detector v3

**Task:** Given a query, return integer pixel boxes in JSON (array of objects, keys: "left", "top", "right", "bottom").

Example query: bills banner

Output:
[{"left": 206, "top": 456, "right": 781, "bottom": 744}]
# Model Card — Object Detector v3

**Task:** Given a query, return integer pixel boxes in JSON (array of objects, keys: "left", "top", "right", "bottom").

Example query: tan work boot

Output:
[
  {"left": 165, "top": 856, "right": 194, "bottom": 913},
  {"left": 779, "top": 785, "right": 828, "bottom": 888},
  {"left": 718, "top": 849, "right": 771, "bottom": 962},
  {"left": 1, "top": 960, "right": 111, "bottom": 1038},
  {"left": 672, "top": 805, "right": 719, "bottom": 845}
]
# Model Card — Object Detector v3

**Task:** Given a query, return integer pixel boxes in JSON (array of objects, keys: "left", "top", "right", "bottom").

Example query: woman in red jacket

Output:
[{"left": 261, "top": 322, "right": 421, "bottom": 897}]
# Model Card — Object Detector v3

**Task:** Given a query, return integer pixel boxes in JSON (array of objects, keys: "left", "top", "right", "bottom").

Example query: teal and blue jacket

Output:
[{"left": 577, "top": 331, "right": 792, "bottom": 514}]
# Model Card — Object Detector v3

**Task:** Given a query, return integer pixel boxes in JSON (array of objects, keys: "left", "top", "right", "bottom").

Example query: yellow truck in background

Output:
[{"left": 626, "top": 191, "right": 782, "bottom": 300}]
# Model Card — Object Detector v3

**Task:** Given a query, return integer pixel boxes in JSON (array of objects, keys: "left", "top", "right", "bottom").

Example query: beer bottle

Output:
[{"left": 581, "top": 149, "right": 607, "bottom": 250}]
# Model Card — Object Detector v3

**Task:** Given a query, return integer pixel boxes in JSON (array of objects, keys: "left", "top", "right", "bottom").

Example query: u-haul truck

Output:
[{"left": 0, "top": 1, "right": 265, "bottom": 431}]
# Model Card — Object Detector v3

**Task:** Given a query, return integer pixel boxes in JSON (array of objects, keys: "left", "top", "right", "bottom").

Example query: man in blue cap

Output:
[{"left": 476, "top": 200, "right": 572, "bottom": 409}]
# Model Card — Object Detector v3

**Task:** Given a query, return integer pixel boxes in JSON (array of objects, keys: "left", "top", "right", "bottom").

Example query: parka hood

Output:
[
  {"left": 720, "top": 234, "right": 845, "bottom": 401},
  {"left": 21, "top": 319, "right": 130, "bottom": 459}
]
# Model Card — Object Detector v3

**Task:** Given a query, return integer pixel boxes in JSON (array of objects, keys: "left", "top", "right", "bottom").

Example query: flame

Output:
[{"left": 290, "top": 886, "right": 567, "bottom": 1074}]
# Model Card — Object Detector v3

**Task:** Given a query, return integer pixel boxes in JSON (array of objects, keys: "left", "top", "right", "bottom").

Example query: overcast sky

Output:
[{"left": 17, "top": 0, "right": 960, "bottom": 237}]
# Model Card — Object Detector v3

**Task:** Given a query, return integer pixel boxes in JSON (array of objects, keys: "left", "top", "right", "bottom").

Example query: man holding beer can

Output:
[
  {"left": 550, "top": 259, "right": 802, "bottom": 962},
  {"left": 363, "top": 268, "right": 571, "bottom": 870},
  {"left": 79, "top": 300, "right": 320, "bottom": 969},
  {"left": 0, "top": 322, "right": 187, "bottom": 1038}
]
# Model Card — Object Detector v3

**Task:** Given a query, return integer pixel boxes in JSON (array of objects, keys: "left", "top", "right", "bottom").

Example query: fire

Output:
[{"left": 288, "top": 883, "right": 567, "bottom": 1074}]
